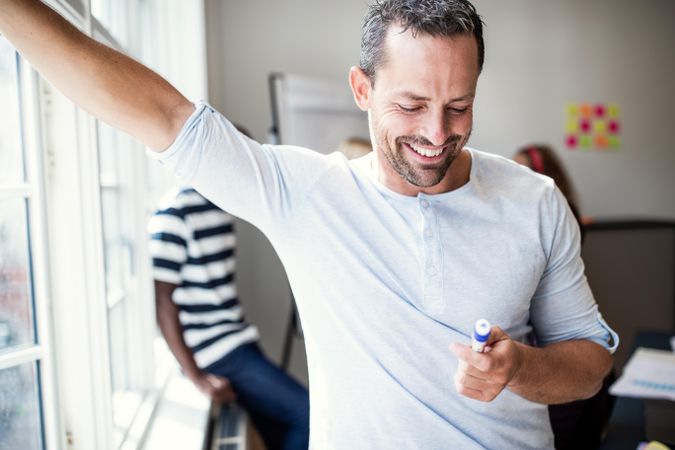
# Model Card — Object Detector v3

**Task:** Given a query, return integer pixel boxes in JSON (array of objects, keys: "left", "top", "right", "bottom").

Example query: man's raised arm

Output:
[{"left": 0, "top": 0, "right": 194, "bottom": 151}]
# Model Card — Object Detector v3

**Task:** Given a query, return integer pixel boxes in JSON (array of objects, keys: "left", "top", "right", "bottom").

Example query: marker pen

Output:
[{"left": 471, "top": 319, "right": 491, "bottom": 353}]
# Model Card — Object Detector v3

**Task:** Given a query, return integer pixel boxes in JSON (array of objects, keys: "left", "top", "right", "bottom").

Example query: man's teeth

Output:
[{"left": 409, "top": 144, "right": 444, "bottom": 157}]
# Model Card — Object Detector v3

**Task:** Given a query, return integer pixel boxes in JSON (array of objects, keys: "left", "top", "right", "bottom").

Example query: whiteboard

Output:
[{"left": 269, "top": 72, "right": 369, "bottom": 154}]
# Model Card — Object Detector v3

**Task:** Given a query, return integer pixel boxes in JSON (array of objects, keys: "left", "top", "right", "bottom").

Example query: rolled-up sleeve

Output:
[{"left": 529, "top": 186, "right": 619, "bottom": 353}]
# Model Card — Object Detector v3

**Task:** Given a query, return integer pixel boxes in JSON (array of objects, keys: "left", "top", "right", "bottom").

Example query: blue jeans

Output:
[{"left": 205, "top": 342, "right": 309, "bottom": 450}]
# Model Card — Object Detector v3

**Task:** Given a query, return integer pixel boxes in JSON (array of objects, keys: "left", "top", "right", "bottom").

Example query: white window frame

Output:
[
  {"left": 40, "top": 1, "right": 171, "bottom": 449},
  {"left": 3, "top": 0, "right": 210, "bottom": 448},
  {"left": 0, "top": 44, "right": 63, "bottom": 450}
]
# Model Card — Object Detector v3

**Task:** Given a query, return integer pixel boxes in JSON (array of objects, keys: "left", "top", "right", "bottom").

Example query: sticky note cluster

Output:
[{"left": 565, "top": 103, "right": 621, "bottom": 151}]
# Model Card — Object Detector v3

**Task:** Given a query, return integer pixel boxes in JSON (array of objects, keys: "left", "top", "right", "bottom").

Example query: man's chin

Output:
[{"left": 396, "top": 164, "right": 445, "bottom": 187}]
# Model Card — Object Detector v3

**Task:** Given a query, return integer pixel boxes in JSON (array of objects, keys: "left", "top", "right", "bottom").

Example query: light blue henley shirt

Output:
[{"left": 148, "top": 102, "right": 618, "bottom": 450}]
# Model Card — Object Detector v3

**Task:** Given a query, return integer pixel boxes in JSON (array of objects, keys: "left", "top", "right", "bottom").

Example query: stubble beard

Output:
[{"left": 377, "top": 129, "right": 470, "bottom": 188}]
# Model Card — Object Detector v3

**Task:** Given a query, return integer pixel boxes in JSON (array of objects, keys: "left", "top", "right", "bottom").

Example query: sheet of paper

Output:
[{"left": 609, "top": 347, "right": 675, "bottom": 401}]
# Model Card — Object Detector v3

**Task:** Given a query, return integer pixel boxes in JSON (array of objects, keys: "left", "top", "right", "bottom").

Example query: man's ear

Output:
[{"left": 349, "top": 66, "right": 372, "bottom": 111}]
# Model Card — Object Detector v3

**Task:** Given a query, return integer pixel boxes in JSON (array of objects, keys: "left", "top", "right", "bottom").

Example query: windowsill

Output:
[{"left": 140, "top": 369, "right": 211, "bottom": 450}]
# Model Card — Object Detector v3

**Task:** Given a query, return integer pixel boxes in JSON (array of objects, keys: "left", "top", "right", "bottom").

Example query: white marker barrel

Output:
[{"left": 471, "top": 319, "right": 491, "bottom": 353}]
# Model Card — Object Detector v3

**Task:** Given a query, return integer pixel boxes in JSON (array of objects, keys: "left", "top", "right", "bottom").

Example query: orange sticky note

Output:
[
  {"left": 580, "top": 103, "right": 593, "bottom": 118},
  {"left": 595, "top": 134, "right": 609, "bottom": 149}
]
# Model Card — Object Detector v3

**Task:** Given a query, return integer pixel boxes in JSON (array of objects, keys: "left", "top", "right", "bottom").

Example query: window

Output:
[
  {"left": 0, "top": 36, "right": 44, "bottom": 450},
  {"left": 97, "top": 121, "right": 148, "bottom": 447},
  {"left": 91, "top": 0, "right": 130, "bottom": 48},
  {"left": 2, "top": 1, "right": 210, "bottom": 448}
]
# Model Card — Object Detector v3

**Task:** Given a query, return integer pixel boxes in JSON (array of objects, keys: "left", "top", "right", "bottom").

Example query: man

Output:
[
  {"left": 0, "top": 0, "right": 618, "bottom": 448},
  {"left": 149, "top": 185, "right": 309, "bottom": 450}
]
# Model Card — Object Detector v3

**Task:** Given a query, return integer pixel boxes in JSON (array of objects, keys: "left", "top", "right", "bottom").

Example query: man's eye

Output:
[
  {"left": 398, "top": 105, "right": 421, "bottom": 113},
  {"left": 449, "top": 107, "right": 468, "bottom": 114}
]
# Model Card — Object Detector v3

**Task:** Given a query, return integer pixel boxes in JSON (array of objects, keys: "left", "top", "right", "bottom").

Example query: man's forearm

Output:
[
  {"left": 507, "top": 340, "right": 612, "bottom": 404},
  {"left": 0, "top": 0, "right": 193, "bottom": 150},
  {"left": 156, "top": 297, "right": 202, "bottom": 380}
]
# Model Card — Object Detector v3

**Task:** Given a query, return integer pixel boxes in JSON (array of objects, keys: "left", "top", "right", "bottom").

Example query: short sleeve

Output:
[
  {"left": 146, "top": 102, "right": 333, "bottom": 235},
  {"left": 148, "top": 210, "right": 189, "bottom": 285},
  {"left": 529, "top": 186, "right": 619, "bottom": 353}
]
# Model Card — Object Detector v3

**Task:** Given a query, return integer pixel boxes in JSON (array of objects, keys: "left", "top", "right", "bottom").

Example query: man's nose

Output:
[{"left": 420, "top": 110, "right": 450, "bottom": 147}]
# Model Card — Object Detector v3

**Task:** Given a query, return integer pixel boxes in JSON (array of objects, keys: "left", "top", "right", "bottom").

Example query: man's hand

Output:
[
  {"left": 190, "top": 372, "right": 237, "bottom": 404},
  {"left": 449, "top": 326, "right": 522, "bottom": 402}
]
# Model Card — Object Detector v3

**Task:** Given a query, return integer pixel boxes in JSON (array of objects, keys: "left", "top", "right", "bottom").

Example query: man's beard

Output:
[{"left": 378, "top": 131, "right": 468, "bottom": 188}]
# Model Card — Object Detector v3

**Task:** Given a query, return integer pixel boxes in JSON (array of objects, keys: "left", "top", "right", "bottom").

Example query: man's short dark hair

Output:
[{"left": 359, "top": 0, "right": 485, "bottom": 84}]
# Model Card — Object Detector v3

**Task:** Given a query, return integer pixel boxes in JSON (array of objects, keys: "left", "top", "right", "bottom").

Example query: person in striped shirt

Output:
[{"left": 148, "top": 186, "right": 309, "bottom": 450}]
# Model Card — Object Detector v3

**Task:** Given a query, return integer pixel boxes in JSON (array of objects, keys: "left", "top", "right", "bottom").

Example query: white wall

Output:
[
  {"left": 204, "top": 0, "right": 366, "bottom": 142},
  {"left": 471, "top": 0, "right": 675, "bottom": 219},
  {"left": 203, "top": 0, "right": 675, "bottom": 382},
  {"left": 205, "top": 0, "right": 675, "bottom": 219}
]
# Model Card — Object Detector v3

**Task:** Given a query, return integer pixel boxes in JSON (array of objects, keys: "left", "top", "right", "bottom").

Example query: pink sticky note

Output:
[
  {"left": 608, "top": 120, "right": 620, "bottom": 134},
  {"left": 594, "top": 104, "right": 606, "bottom": 118},
  {"left": 580, "top": 119, "right": 591, "bottom": 133},
  {"left": 566, "top": 135, "right": 579, "bottom": 149}
]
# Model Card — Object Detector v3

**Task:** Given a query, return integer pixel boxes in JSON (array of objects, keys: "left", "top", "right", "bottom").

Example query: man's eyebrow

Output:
[
  {"left": 395, "top": 91, "right": 431, "bottom": 101},
  {"left": 394, "top": 91, "right": 475, "bottom": 102}
]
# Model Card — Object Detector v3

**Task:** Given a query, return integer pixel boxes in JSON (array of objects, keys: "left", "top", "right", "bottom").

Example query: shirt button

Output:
[
  {"left": 420, "top": 199, "right": 430, "bottom": 208},
  {"left": 425, "top": 228, "right": 433, "bottom": 237},
  {"left": 428, "top": 266, "right": 438, "bottom": 276}
]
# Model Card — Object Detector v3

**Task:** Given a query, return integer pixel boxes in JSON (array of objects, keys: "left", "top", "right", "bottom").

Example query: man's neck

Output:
[{"left": 371, "top": 149, "right": 472, "bottom": 196}]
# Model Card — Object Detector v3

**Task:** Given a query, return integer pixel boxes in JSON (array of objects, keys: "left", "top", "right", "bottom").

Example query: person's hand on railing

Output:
[{"left": 190, "top": 372, "right": 237, "bottom": 404}]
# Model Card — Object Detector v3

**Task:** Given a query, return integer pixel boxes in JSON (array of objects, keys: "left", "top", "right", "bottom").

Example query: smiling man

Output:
[
  {"left": 0, "top": 0, "right": 618, "bottom": 448},
  {"left": 353, "top": 15, "right": 479, "bottom": 196}
]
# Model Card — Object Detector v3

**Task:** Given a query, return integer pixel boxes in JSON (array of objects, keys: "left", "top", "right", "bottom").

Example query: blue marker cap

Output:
[{"left": 473, "top": 319, "right": 491, "bottom": 343}]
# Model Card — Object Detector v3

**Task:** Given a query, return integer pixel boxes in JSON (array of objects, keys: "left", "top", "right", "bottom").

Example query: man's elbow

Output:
[
  {"left": 147, "top": 97, "right": 195, "bottom": 152},
  {"left": 580, "top": 379, "right": 604, "bottom": 400},
  {"left": 580, "top": 347, "right": 613, "bottom": 399},
  {"left": 597, "top": 346, "right": 614, "bottom": 379}
]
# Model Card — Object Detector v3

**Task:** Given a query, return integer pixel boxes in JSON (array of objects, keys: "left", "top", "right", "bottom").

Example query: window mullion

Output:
[
  {"left": 21, "top": 61, "right": 68, "bottom": 450},
  {"left": 0, "top": 346, "right": 43, "bottom": 371},
  {"left": 0, "top": 184, "right": 32, "bottom": 199}
]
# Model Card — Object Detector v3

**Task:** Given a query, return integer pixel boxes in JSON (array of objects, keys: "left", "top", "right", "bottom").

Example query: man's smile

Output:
[{"left": 403, "top": 141, "right": 447, "bottom": 159}]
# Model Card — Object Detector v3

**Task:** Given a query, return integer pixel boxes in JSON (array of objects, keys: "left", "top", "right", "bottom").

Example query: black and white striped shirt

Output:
[{"left": 148, "top": 187, "right": 258, "bottom": 368}]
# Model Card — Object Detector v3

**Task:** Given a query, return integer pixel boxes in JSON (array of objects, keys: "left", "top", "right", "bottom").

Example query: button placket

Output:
[{"left": 419, "top": 197, "right": 443, "bottom": 307}]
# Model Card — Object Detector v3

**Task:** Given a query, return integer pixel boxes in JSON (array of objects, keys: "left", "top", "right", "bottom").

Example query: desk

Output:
[{"left": 600, "top": 330, "right": 674, "bottom": 450}]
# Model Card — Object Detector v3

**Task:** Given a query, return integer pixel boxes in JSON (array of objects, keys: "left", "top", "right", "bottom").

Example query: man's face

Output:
[{"left": 352, "top": 27, "right": 480, "bottom": 195}]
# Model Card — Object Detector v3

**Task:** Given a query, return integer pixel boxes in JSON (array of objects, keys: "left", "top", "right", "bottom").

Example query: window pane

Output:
[
  {"left": 63, "top": 0, "right": 86, "bottom": 18},
  {"left": 97, "top": 121, "right": 142, "bottom": 448},
  {"left": 109, "top": 300, "right": 142, "bottom": 448},
  {"left": 91, "top": 0, "right": 129, "bottom": 48},
  {"left": 98, "top": 122, "right": 119, "bottom": 182},
  {"left": 98, "top": 122, "right": 126, "bottom": 295},
  {"left": 101, "top": 189, "right": 124, "bottom": 294},
  {"left": 108, "top": 301, "right": 129, "bottom": 392},
  {"left": 0, "top": 362, "right": 44, "bottom": 450},
  {"left": 0, "top": 198, "right": 35, "bottom": 353},
  {"left": 0, "top": 37, "right": 25, "bottom": 184}
]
